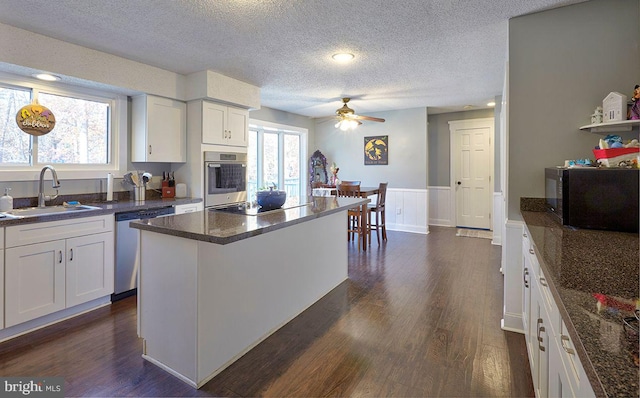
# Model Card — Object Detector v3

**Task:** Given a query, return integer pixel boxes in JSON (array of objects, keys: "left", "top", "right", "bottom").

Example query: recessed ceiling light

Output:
[
  {"left": 487, "top": 101, "right": 496, "bottom": 107},
  {"left": 332, "top": 53, "right": 355, "bottom": 63},
  {"left": 33, "top": 73, "right": 60, "bottom": 81}
]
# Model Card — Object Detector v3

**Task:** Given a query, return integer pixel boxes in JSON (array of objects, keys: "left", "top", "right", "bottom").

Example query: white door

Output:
[{"left": 450, "top": 118, "right": 494, "bottom": 229}]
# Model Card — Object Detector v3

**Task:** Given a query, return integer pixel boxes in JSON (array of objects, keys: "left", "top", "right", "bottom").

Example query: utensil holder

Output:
[{"left": 134, "top": 186, "right": 146, "bottom": 201}]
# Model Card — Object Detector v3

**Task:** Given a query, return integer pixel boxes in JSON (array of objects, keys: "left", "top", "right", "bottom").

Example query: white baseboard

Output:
[{"left": 387, "top": 222, "right": 429, "bottom": 235}]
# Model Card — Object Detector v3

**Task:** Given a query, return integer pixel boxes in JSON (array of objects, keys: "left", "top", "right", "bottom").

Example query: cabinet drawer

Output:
[
  {"left": 537, "top": 267, "right": 558, "bottom": 335},
  {"left": 558, "top": 320, "right": 582, "bottom": 392},
  {"left": 6, "top": 215, "right": 114, "bottom": 248}
]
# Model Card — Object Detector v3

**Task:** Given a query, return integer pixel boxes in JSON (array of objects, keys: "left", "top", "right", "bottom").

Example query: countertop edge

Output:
[
  {"left": 0, "top": 198, "right": 202, "bottom": 226},
  {"left": 523, "top": 215, "right": 606, "bottom": 398},
  {"left": 130, "top": 198, "right": 369, "bottom": 244},
  {"left": 521, "top": 210, "right": 637, "bottom": 398}
]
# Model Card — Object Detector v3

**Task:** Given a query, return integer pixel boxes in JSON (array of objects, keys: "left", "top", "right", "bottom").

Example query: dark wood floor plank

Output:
[{"left": 0, "top": 227, "right": 534, "bottom": 397}]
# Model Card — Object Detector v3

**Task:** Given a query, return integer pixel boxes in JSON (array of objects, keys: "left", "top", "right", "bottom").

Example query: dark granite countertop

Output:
[
  {"left": 0, "top": 197, "right": 202, "bottom": 226},
  {"left": 130, "top": 196, "right": 369, "bottom": 245},
  {"left": 521, "top": 210, "right": 638, "bottom": 398}
]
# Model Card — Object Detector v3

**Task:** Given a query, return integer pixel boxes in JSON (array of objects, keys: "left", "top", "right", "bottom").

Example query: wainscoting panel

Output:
[
  {"left": 428, "top": 186, "right": 452, "bottom": 227},
  {"left": 492, "top": 192, "right": 504, "bottom": 246},
  {"left": 385, "top": 188, "right": 428, "bottom": 235}
]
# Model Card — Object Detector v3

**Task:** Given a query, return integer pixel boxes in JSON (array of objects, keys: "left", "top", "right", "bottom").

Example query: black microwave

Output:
[{"left": 545, "top": 167, "right": 639, "bottom": 232}]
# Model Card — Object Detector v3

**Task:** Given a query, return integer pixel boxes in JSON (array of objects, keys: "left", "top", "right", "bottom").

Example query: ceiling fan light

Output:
[{"left": 332, "top": 53, "right": 354, "bottom": 63}]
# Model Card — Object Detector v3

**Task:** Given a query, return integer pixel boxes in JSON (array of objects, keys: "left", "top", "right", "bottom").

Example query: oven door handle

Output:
[{"left": 207, "top": 164, "right": 221, "bottom": 168}]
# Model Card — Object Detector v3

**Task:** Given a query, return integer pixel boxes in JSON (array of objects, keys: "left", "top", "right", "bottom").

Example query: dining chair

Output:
[
  {"left": 337, "top": 183, "right": 364, "bottom": 251},
  {"left": 368, "top": 182, "right": 388, "bottom": 245},
  {"left": 339, "top": 180, "right": 361, "bottom": 186}
]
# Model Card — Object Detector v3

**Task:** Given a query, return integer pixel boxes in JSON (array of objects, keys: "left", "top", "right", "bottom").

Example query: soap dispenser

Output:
[{"left": 0, "top": 187, "right": 13, "bottom": 212}]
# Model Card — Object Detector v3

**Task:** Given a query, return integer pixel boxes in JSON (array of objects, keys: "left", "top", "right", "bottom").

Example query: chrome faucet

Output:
[{"left": 38, "top": 165, "right": 61, "bottom": 207}]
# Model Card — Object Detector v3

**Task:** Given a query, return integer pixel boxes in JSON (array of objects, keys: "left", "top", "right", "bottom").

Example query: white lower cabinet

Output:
[
  {"left": 522, "top": 228, "right": 595, "bottom": 398},
  {"left": 530, "top": 273, "right": 550, "bottom": 398},
  {"left": 4, "top": 215, "right": 114, "bottom": 328},
  {"left": 66, "top": 232, "right": 114, "bottom": 308},
  {"left": 5, "top": 240, "right": 67, "bottom": 327},
  {"left": 174, "top": 202, "right": 203, "bottom": 214}
]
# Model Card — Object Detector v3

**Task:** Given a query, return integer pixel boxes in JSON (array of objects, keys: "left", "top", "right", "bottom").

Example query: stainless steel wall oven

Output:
[{"left": 204, "top": 151, "right": 247, "bottom": 207}]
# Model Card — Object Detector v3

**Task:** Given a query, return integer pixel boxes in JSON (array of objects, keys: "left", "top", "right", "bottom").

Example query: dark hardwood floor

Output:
[{"left": 0, "top": 227, "right": 534, "bottom": 397}]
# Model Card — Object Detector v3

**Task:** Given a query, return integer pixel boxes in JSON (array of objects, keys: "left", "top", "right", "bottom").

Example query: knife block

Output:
[{"left": 162, "top": 186, "right": 175, "bottom": 198}]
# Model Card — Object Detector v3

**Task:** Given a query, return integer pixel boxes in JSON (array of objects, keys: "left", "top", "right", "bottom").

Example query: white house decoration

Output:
[{"left": 603, "top": 92, "right": 627, "bottom": 123}]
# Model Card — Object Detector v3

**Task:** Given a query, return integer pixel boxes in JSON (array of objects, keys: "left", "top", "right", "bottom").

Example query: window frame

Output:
[
  {"left": 0, "top": 72, "right": 127, "bottom": 181},
  {"left": 248, "top": 119, "right": 308, "bottom": 202}
]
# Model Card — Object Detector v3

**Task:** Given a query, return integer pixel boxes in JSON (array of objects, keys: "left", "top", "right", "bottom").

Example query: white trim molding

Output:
[
  {"left": 385, "top": 188, "right": 429, "bottom": 235},
  {"left": 501, "top": 219, "right": 524, "bottom": 334},
  {"left": 492, "top": 192, "right": 504, "bottom": 246}
]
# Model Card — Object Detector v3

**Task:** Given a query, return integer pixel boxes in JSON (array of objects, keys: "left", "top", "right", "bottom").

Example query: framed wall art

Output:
[{"left": 364, "top": 135, "right": 388, "bottom": 165}]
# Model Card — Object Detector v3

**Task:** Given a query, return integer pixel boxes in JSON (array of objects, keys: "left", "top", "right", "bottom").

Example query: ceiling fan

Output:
[{"left": 332, "top": 98, "right": 385, "bottom": 131}]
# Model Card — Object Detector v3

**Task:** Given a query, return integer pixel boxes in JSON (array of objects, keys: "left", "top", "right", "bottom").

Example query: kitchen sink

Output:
[{"left": 4, "top": 205, "right": 102, "bottom": 217}]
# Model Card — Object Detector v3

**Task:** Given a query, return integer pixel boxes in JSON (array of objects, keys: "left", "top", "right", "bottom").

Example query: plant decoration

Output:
[{"left": 329, "top": 162, "right": 340, "bottom": 185}]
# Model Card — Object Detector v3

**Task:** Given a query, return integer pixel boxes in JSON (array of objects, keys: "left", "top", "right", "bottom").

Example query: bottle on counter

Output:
[{"left": 0, "top": 187, "right": 13, "bottom": 212}]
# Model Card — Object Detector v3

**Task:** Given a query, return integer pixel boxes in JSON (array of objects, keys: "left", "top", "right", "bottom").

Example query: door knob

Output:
[{"left": 457, "top": 181, "right": 461, "bottom": 185}]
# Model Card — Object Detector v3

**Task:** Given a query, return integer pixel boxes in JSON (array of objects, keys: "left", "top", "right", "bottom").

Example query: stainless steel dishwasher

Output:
[{"left": 112, "top": 206, "right": 175, "bottom": 301}]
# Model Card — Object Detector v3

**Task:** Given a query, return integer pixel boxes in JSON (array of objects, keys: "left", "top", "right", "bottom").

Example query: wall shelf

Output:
[{"left": 579, "top": 119, "right": 640, "bottom": 133}]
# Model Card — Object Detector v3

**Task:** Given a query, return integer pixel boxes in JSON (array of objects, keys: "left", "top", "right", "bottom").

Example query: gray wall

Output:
[
  {"left": 508, "top": 0, "right": 640, "bottom": 219},
  {"left": 249, "top": 106, "right": 316, "bottom": 153},
  {"left": 427, "top": 108, "right": 495, "bottom": 187},
  {"left": 314, "top": 107, "right": 427, "bottom": 189}
]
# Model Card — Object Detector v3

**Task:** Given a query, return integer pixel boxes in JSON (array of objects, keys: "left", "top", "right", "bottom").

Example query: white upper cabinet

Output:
[
  {"left": 132, "top": 95, "right": 186, "bottom": 162},
  {"left": 202, "top": 101, "right": 248, "bottom": 147}
]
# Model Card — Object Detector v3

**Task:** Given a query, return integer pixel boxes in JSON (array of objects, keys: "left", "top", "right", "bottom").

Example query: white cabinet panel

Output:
[
  {"left": 201, "top": 101, "right": 248, "bottom": 147},
  {"left": 6, "top": 215, "right": 113, "bottom": 248},
  {"left": 226, "top": 107, "right": 248, "bottom": 146},
  {"left": 66, "top": 232, "right": 114, "bottom": 307},
  {"left": 5, "top": 240, "right": 66, "bottom": 327},
  {"left": 174, "top": 203, "right": 203, "bottom": 215},
  {"left": 132, "top": 95, "right": 186, "bottom": 162},
  {"left": 202, "top": 101, "right": 226, "bottom": 145}
]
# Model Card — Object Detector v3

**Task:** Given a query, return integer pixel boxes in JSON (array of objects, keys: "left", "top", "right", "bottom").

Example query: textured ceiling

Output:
[{"left": 0, "top": 0, "right": 585, "bottom": 117}]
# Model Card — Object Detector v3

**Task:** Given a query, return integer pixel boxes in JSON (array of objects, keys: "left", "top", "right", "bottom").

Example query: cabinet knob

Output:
[
  {"left": 523, "top": 268, "right": 529, "bottom": 288},
  {"left": 149, "top": 145, "right": 152, "bottom": 155},
  {"left": 59, "top": 250, "right": 63, "bottom": 263},
  {"left": 69, "top": 248, "right": 74, "bottom": 261},
  {"left": 540, "top": 277, "right": 547, "bottom": 287},
  {"left": 523, "top": 233, "right": 528, "bottom": 238},
  {"left": 529, "top": 248, "right": 534, "bottom": 255}
]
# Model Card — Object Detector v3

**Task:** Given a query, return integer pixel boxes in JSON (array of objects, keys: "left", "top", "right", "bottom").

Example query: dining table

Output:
[{"left": 311, "top": 185, "right": 380, "bottom": 249}]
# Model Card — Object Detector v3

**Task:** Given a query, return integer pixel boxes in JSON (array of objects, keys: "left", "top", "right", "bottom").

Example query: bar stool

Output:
[
  {"left": 337, "top": 183, "right": 364, "bottom": 251},
  {"left": 368, "top": 182, "right": 388, "bottom": 245}
]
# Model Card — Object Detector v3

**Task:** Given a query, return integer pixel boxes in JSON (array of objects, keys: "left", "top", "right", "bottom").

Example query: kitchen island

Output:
[{"left": 130, "top": 196, "right": 368, "bottom": 388}]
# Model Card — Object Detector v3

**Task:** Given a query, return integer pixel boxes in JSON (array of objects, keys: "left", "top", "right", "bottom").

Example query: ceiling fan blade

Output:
[{"left": 354, "top": 115, "right": 385, "bottom": 123}]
